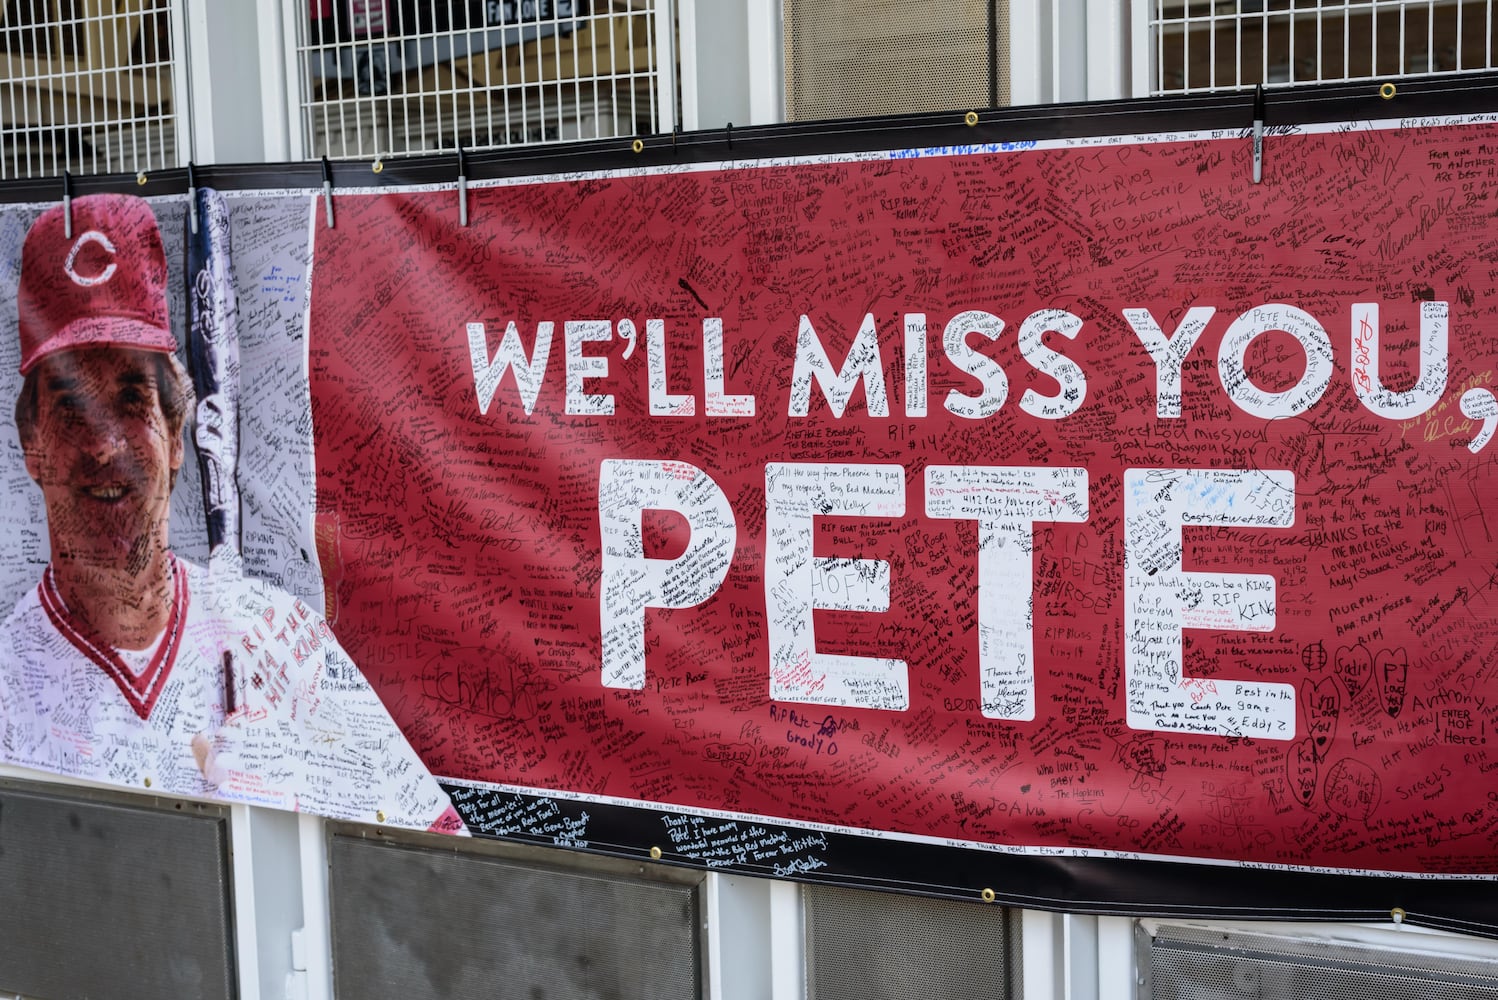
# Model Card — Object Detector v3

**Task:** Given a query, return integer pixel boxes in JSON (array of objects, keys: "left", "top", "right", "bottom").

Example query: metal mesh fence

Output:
[
  {"left": 329, "top": 829, "right": 704, "bottom": 999},
  {"left": 784, "top": 0, "right": 1007, "bottom": 121},
  {"left": 804, "top": 884, "right": 1021, "bottom": 1000},
  {"left": 1151, "top": 0, "right": 1498, "bottom": 94},
  {"left": 0, "top": 0, "right": 180, "bottom": 180},
  {"left": 294, "top": 0, "right": 672, "bottom": 161},
  {"left": 1140, "top": 923, "right": 1498, "bottom": 1000}
]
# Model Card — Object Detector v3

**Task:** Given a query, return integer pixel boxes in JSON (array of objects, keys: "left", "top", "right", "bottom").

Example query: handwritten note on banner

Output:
[{"left": 310, "top": 120, "right": 1498, "bottom": 877}]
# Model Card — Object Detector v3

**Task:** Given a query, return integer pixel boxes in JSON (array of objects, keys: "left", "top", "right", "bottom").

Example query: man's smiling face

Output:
[{"left": 22, "top": 346, "right": 184, "bottom": 575}]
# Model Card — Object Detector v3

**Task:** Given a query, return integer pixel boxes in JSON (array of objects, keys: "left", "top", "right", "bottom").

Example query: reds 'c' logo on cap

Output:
[
  {"left": 63, "top": 231, "right": 119, "bottom": 288},
  {"left": 16, "top": 194, "right": 177, "bottom": 375}
]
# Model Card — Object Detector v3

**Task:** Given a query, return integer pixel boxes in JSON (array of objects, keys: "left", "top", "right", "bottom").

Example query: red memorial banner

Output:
[{"left": 308, "top": 119, "right": 1498, "bottom": 876}]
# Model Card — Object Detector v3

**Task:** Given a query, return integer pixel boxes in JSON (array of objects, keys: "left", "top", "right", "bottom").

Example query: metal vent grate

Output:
[
  {"left": 0, "top": 0, "right": 182, "bottom": 179},
  {"left": 1139, "top": 923, "right": 1498, "bottom": 1000},
  {"left": 0, "top": 779, "right": 235, "bottom": 1000},
  {"left": 293, "top": 0, "right": 674, "bottom": 161},
  {"left": 1150, "top": 0, "right": 1498, "bottom": 94},
  {"left": 784, "top": 0, "right": 1008, "bottom": 121},
  {"left": 328, "top": 829, "right": 705, "bottom": 999},
  {"left": 804, "top": 884, "right": 1020, "bottom": 1000}
]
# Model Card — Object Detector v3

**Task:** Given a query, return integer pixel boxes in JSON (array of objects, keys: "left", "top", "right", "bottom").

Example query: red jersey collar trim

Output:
[{"left": 38, "top": 554, "right": 190, "bottom": 721}]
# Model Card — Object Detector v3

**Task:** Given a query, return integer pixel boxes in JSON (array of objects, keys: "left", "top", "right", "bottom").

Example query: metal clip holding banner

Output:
[
  {"left": 62, "top": 170, "right": 73, "bottom": 239},
  {"left": 457, "top": 141, "right": 468, "bottom": 228},
  {"left": 322, "top": 155, "right": 336, "bottom": 229},
  {"left": 1252, "top": 84, "right": 1265, "bottom": 185},
  {"left": 726, "top": 122, "right": 733, "bottom": 151},
  {"left": 187, "top": 161, "right": 199, "bottom": 235}
]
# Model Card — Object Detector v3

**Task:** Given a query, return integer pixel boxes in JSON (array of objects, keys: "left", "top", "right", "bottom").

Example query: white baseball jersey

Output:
[{"left": 0, "top": 555, "right": 464, "bottom": 833}]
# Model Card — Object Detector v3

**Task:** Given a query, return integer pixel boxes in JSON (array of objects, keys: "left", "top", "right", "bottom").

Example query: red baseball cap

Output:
[{"left": 17, "top": 193, "right": 175, "bottom": 375}]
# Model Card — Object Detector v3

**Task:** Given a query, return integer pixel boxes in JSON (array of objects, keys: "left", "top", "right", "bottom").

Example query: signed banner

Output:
[
  {"left": 308, "top": 117, "right": 1498, "bottom": 878},
  {"left": 0, "top": 190, "right": 462, "bottom": 832}
]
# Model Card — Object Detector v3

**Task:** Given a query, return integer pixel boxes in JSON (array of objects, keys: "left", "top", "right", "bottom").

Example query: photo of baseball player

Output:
[{"left": 0, "top": 193, "right": 464, "bottom": 833}]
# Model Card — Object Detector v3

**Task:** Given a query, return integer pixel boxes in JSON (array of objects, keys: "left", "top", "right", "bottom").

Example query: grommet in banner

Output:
[
  {"left": 1391, "top": 907, "right": 1406, "bottom": 925},
  {"left": 1380, "top": 82, "right": 1397, "bottom": 100},
  {"left": 136, "top": 171, "right": 148, "bottom": 186},
  {"left": 143, "top": 777, "right": 152, "bottom": 788},
  {"left": 979, "top": 887, "right": 996, "bottom": 903},
  {"left": 371, "top": 159, "right": 384, "bottom": 174},
  {"left": 631, "top": 138, "right": 644, "bottom": 154},
  {"left": 964, "top": 111, "right": 979, "bottom": 127},
  {"left": 376, "top": 810, "right": 387, "bottom": 823},
  {"left": 649, "top": 846, "right": 663, "bottom": 860}
]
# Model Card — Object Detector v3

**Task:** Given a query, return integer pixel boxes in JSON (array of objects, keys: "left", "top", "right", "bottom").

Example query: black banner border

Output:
[{"left": 441, "top": 782, "right": 1498, "bottom": 937}]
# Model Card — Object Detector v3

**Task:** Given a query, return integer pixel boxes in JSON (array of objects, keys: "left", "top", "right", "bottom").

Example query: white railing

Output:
[
  {"left": 0, "top": 0, "right": 186, "bottom": 180},
  {"left": 290, "top": 0, "right": 675, "bottom": 162},
  {"left": 1148, "top": 0, "right": 1498, "bottom": 94}
]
